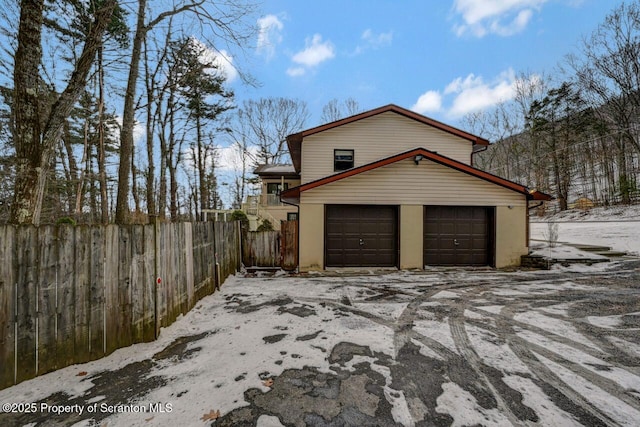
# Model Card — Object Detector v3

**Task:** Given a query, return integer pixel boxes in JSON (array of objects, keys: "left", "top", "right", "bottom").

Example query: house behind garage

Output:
[{"left": 281, "top": 104, "right": 551, "bottom": 271}]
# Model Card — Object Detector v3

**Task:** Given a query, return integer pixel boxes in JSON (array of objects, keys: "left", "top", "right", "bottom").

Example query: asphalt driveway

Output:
[{"left": 1, "top": 261, "right": 640, "bottom": 426}]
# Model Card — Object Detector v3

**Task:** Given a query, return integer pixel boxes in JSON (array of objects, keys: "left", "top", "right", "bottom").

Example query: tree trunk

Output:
[
  {"left": 10, "top": 0, "right": 117, "bottom": 224},
  {"left": 144, "top": 44, "right": 156, "bottom": 219},
  {"left": 62, "top": 122, "right": 79, "bottom": 212},
  {"left": 10, "top": 0, "right": 45, "bottom": 224},
  {"left": 115, "top": 0, "right": 146, "bottom": 224},
  {"left": 74, "top": 116, "right": 90, "bottom": 215},
  {"left": 97, "top": 46, "right": 109, "bottom": 224}
]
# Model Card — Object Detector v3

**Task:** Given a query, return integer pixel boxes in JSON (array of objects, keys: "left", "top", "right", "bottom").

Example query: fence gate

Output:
[
  {"left": 280, "top": 220, "right": 298, "bottom": 271},
  {"left": 242, "top": 230, "right": 280, "bottom": 267}
]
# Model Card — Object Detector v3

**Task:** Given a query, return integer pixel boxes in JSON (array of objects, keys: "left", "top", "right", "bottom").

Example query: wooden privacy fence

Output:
[
  {"left": 0, "top": 221, "right": 241, "bottom": 390},
  {"left": 242, "top": 220, "right": 298, "bottom": 270}
]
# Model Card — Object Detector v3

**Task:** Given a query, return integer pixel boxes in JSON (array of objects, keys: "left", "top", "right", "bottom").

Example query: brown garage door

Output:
[
  {"left": 326, "top": 205, "right": 398, "bottom": 267},
  {"left": 424, "top": 206, "right": 493, "bottom": 266}
]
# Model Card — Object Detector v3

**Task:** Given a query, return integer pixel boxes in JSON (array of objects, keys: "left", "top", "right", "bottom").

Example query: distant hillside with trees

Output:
[{"left": 468, "top": 2, "right": 640, "bottom": 212}]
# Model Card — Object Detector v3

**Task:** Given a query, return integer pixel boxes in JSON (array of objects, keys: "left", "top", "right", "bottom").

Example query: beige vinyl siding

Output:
[
  {"left": 301, "top": 158, "right": 526, "bottom": 206},
  {"left": 301, "top": 112, "right": 473, "bottom": 184}
]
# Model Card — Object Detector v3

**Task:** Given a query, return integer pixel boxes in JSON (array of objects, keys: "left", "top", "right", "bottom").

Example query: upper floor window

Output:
[
  {"left": 334, "top": 149, "right": 354, "bottom": 171},
  {"left": 267, "top": 183, "right": 289, "bottom": 194}
]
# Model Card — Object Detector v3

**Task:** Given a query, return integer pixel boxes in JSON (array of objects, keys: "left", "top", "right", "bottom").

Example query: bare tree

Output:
[
  {"left": 238, "top": 97, "right": 309, "bottom": 165},
  {"left": 566, "top": 1, "right": 640, "bottom": 203},
  {"left": 115, "top": 0, "right": 257, "bottom": 223},
  {"left": 320, "top": 97, "right": 361, "bottom": 123}
]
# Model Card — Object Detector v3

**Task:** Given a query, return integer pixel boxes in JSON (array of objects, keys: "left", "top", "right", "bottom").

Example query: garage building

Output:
[{"left": 281, "top": 105, "right": 551, "bottom": 271}]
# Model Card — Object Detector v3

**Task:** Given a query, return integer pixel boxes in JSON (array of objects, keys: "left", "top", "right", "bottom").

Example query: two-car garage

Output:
[
  {"left": 282, "top": 107, "right": 551, "bottom": 271},
  {"left": 324, "top": 204, "right": 493, "bottom": 268}
]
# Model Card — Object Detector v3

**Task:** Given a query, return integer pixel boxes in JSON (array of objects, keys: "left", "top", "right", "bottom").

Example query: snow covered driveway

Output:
[{"left": 2, "top": 263, "right": 640, "bottom": 426}]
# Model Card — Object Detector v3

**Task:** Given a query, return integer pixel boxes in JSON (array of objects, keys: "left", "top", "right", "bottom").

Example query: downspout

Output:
[{"left": 470, "top": 143, "right": 488, "bottom": 167}]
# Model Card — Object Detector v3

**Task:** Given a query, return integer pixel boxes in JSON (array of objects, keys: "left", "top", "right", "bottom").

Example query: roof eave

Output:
[
  {"left": 286, "top": 133, "right": 303, "bottom": 173},
  {"left": 528, "top": 190, "right": 553, "bottom": 201}
]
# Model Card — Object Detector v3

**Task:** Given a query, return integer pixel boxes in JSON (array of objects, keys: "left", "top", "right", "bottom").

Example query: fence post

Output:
[
  {"left": 237, "top": 221, "right": 241, "bottom": 272},
  {"left": 153, "top": 216, "right": 159, "bottom": 340},
  {"left": 212, "top": 221, "right": 218, "bottom": 291}
]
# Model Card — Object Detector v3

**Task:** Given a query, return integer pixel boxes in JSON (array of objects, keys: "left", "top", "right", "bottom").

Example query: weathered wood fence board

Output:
[
  {"left": 89, "top": 226, "right": 105, "bottom": 360},
  {"left": 74, "top": 225, "right": 91, "bottom": 365},
  {"left": 0, "top": 226, "right": 16, "bottom": 389},
  {"left": 142, "top": 225, "right": 155, "bottom": 343},
  {"left": 16, "top": 226, "right": 37, "bottom": 384},
  {"left": 0, "top": 221, "right": 240, "bottom": 390},
  {"left": 37, "top": 225, "right": 57, "bottom": 376},
  {"left": 57, "top": 225, "right": 76, "bottom": 369},
  {"left": 242, "top": 231, "right": 280, "bottom": 267},
  {"left": 217, "top": 222, "right": 242, "bottom": 282}
]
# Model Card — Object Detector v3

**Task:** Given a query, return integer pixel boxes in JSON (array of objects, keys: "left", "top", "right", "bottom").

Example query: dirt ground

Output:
[{"left": 1, "top": 261, "right": 639, "bottom": 426}]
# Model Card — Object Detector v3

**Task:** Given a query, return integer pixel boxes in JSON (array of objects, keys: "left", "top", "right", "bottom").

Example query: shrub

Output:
[
  {"left": 230, "top": 210, "right": 250, "bottom": 231},
  {"left": 256, "top": 219, "right": 274, "bottom": 232},
  {"left": 56, "top": 217, "right": 76, "bottom": 226}
]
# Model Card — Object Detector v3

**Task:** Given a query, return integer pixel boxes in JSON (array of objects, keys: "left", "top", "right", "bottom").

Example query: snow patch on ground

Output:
[
  {"left": 607, "top": 336, "right": 640, "bottom": 358},
  {"left": 519, "top": 330, "right": 640, "bottom": 392},
  {"left": 537, "top": 205, "right": 640, "bottom": 222},
  {"left": 435, "top": 382, "right": 512, "bottom": 426},
  {"left": 413, "top": 319, "right": 458, "bottom": 355},
  {"left": 531, "top": 205, "right": 640, "bottom": 256},
  {"left": 529, "top": 243, "right": 609, "bottom": 260},
  {"left": 535, "top": 353, "right": 640, "bottom": 426},
  {"left": 502, "top": 375, "right": 583, "bottom": 426},
  {"left": 587, "top": 312, "right": 640, "bottom": 330},
  {"left": 515, "top": 311, "right": 594, "bottom": 347},
  {"left": 465, "top": 325, "right": 530, "bottom": 374}
]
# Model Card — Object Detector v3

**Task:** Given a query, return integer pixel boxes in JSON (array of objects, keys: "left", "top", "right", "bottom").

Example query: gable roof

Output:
[
  {"left": 286, "top": 104, "right": 490, "bottom": 172},
  {"left": 280, "top": 147, "right": 552, "bottom": 205}
]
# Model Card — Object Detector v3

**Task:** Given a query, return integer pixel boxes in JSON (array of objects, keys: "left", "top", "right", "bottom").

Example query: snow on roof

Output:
[{"left": 253, "top": 164, "right": 298, "bottom": 176}]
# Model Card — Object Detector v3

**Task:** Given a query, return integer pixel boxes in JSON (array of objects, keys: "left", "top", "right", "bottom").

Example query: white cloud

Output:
[
  {"left": 111, "top": 115, "right": 145, "bottom": 147},
  {"left": 217, "top": 144, "right": 260, "bottom": 172},
  {"left": 411, "top": 91, "right": 443, "bottom": 114},
  {"left": 445, "top": 68, "right": 538, "bottom": 117},
  {"left": 291, "top": 34, "right": 335, "bottom": 67},
  {"left": 257, "top": 14, "right": 284, "bottom": 59},
  {"left": 286, "top": 67, "right": 306, "bottom": 77},
  {"left": 188, "top": 38, "right": 238, "bottom": 83},
  {"left": 211, "top": 49, "right": 238, "bottom": 83},
  {"left": 352, "top": 29, "right": 394, "bottom": 55},
  {"left": 362, "top": 29, "right": 393, "bottom": 48},
  {"left": 444, "top": 74, "right": 484, "bottom": 95},
  {"left": 490, "top": 9, "right": 533, "bottom": 36},
  {"left": 452, "top": 0, "right": 547, "bottom": 37},
  {"left": 413, "top": 69, "right": 541, "bottom": 118}
]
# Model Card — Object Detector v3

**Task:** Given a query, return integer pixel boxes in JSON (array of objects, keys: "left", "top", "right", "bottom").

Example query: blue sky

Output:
[{"left": 224, "top": 0, "right": 616, "bottom": 128}]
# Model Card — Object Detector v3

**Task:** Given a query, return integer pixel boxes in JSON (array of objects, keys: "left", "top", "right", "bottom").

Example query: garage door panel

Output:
[
  {"left": 438, "top": 239, "right": 457, "bottom": 250},
  {"left": 326, "top": 205, "right": 398, "bottom": 267},
  {"left": 457, "top": 223, "right": 473, "bottom": 234},
  {"left": 424, "top": 206, "right": 492, "bottom": 266}
]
